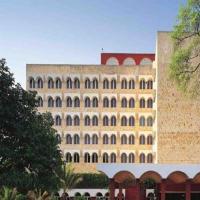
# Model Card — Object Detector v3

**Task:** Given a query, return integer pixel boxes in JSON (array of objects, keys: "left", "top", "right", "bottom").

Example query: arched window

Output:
[
  {"left": 84, "top": 153, "right": 90, "bottom": 163},
  {"left": 139, "top": 116, "right": 145, "bottom": 126},
  {"left": 129, "top": 98, "right": 135, "bottom": 108},
  {"left": 121, "top": 153, "right": 127, "bottom": 163},
  {"left": 66, "top": 97, "right": 72, "bottom": 107},
  {"left": 121, "top": 116, "right": 127, "bottom": 126},
  {"left": 92, "top": 153, "right": 98, "bottom": 163},
  {"left": 111, "top": 79, "right": 116, "bottom": 89},
  {"left": 110, "top": 116, "right": 116, "bottom": 126},
  {"left": 103, "top": 79, "right": 109, "bottom": 89},
  {"left": 74, "top": 115, "right": 80, "bottom": 126},
  {"left": 66, "top": 115, "right": 72, "bottom": 126},
  {"left": 84, "top": 115, "right": 90, "bottom": 126},
  {"left": 84, "top": 134, "right": 90, "bottom": 144},
  {"left": 147, "top": 135, "right": 153, "bottom": 145},
  {"left": 37, "top": 97, "right": 43, "bottom": 107},
  {"left": 55, "top": 78, "right": 62, "bottom": 89},
  {"left": 121, "top": 98, "right": 127, "bottom": 108},
  {"left": 85, "top": 78, "right": 91, "bottom": 89},
  {"left": 29, "top": 77, "right": 35, "bottom": 88},
  {"left": 103, "top": 134, "right": 109, "bottom": 144},
  {"left": 147, "top": 116, "right": 153, "bottom": 127},
  {"left": 74, "top": 153, "right": 80, "bottom": 163},
  {"left": 147, "top": 80, "right": 153, "bottom": 89},
  {"left": 147, "top": 153, "right": 153, "bottom": 163},
  {"left": 147, "top": 98, "right": 153, "bottom": 108},
  {"left": 92, "top": 97, "right": 98, "bottom": 107},
  {"left": 103, "top": 97, "right": 109, "bottom": 107},
  {"left": 85, "top": 97, "right": 90, "bottom": 107},
  {"left": 48, "top": 97, "right": 54, "bottom": 107},
  {"left": 92, "top": 134, "right": 98, "bottom": 144},
  {"left": 103, "top": 116, "right": 109, "bottom": 126},
  {"left": 129, "top": 153, "right": 135, "bottom": 163},
  {"left": 92, "top": 116, "right": 98, "bottom": 126},
  {"left": 140, "top": 153, "right": 145, "bottom": 163},
  {"left": 84, "top": 193, "right": 90, "bottom": 200},
  {"left": 129, "top": 116, "right": 135, "bottom": 126},
  {"left": 48, "top": 78, "right": 54, "bottom": 89},
  {"left": 129, "top": 79, "right": 135, "bottom": 89},
  {"left": 74, "top": 78, "right": 80, "bottom": 89},
  {"left": 140, "top": 58, "right": 152, "bottom": 65},
  {"left": 121, "top": 79, "right": 127, "bottom": 89},
  {"left": 75, "top": 193, "right": 81, "bottom": 197},
  {"left": 111, "top": 97, "right": 116, "bottom": 107},
  {"left": 66, "top": 134, "right": 72, "bottom": 144},
  {"left": 96, "top": 193, "right": 103, "bottom": 200},
  {"left": 56, "top": 97, "right": 62, "bottom": 107},
  {"left": 106, "top": 57, "right": 119, "bottom": 65},
  {"left": 123, "top": 57, "right": 136, "bottom": 65},
  {"left": 139, "top": 135, "right": 145, "bottom": 145},
  {"left": 74, "top": 97, "right": 80, "bottom": 107},
  {"left": 111, "top": 134, "right": 116, "bottom": 144},
  {"left": 140, "top": 98, "right": 145, "bottom": 108},
  {"left": 66, "top": 78, "right": 72, "bottom": 89},
  {"left": 74, "top": 134, "right": 80, "bottom": 144},
  {"left": 66, "top": 153, "right": 72, "bottom": 163},
  {"left": 103, "top": 153, "right": 109, "bottom": 163},
  {"left": 140, "top": 79, "right": 146, "bottom": 89},
  {"left": 121, "top": 134, "right": 127, "bottom": 144},
  {"left": 56, "top": 134, "right": 61, "bottom": 144},
  {"left": 110, "top": 153, "right": 116, "bottom": 163},
  {"left": 93, "top": 78, "right": 98, "bottom": 89},
  {"left": 37, "top": 78, "right": 43, "bottom": 88},
  {"left": 55, "top": 115, "right": 61, "bottom": 126},
  {"left": 129, "top": 135, "right": 135, "bottom": 145}
]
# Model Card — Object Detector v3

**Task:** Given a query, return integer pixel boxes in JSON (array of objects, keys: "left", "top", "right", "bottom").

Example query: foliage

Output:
[
  {"left": 0, "top": 59, "right": 63, "bottom": 193},
  {"left": 141, "top": 178, "right": 156, "bottom": 189},
  {"left": 74, "top": 195, "right": 87, "bottom": 200},
  {"left": 170, "top": 0, "right": 200, "bottom": 97},
  {"left": 0, "top": 186, "right": 23, "bottom": 200}
]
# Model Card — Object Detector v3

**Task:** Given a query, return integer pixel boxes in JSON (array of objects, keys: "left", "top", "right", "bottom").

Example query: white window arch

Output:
[
  {"left": 139, "top": 116, "right": 145, "bottom": 126},
  {"left": 74, "top": 115, "right": 80, "bottom": 126},
  {"left": 147, "top": 116, "right": 153, "bottom": 127},
  {"left": 92, "top": 153, "right": 98, "bottom": 163},
  {"left": 55, "top": 97, "right": 62, "bottom": 107},
  {"left": 103, "top": 153, "right": 109, "bottom": 163},
  {"left": 123, "top": 57, "right": 136, "bottom": 65},
  {"left": 103, "top": 134, "right": 109, "bottom": 144},
  {"left": 140, "top": 98, "right": 146, "bottom": 108},
  {"left": 37, "top": 77, "right": 43, "bottom": 88},
  {"left": 48, "top": 77, "right": 54, "bottom": 89},
  {"left": 140, "top": 79, "right": 146, "bottom": 89},
  {"left": 84, "top": 134, "right": 90, "bottom": 144},
  {"left": 55, "top": 115, "right": 61, "bottom": 126},
  {"left": 110, "top": 116, "right": 116, "bottom": 126},
  {"left": 111, "top": 79, "right": 117, "bottom": 89},
  {"left": 85, "top": 78, "right": 91, "bottom": 89},
  {"left": 66, "top": 97, "right": 72, "bottom": 107},
  {"left": 121, "top": 153, "right": 127, "bottom": 163},
  {"left": 121, "top": 116, "right": 127, "bottom": 126},
  {"left": 103, "top": 79, "right": 109, "bottom": 89},
  {"left": 74, "top": 153, "right": 80, "bottom": 163},
  {"left": 55, "top": 78, "right": 62, "bottom": 89},
  {"left": 140, "top": 58, "right": 152, "bottom": 65},
  {"left": 74, "top": 97, "right": 80, "bottom": 107},
  {"left": 106, "top": 57, "right": 119, "bottom": 65},
  {"left": 111, "top": 134, "right": 116, "bottom": 144},
  {"left": 74, "top": 134, "right": 80, "bottom": 144},
  {"left": 147, "top": 98, "right": 153, "bottom": 108},
  {"left": 48, "top": 97, "right": 54, "bottom": 107},
  {"left": 92, "top": 97, "right": 98, "bottom": 107},
  {"left": 140, "top": 153, "right": 145, "bottom": 163},
  {"left": 103, "top": 97, "right": 109, "bottom": 107},
  {"left": 147, "top": 153, "right": 153, "bottom": 163},
  {"left": 129, "top": 153, "right": 135, "bottom": 163},
  {"left": 66, "top": 77, "right": 72, "bottom": 89},
  {"left": 110, "top": 153, "right": 116, "bottom": 163},
  {"left": 66, "top": 134, "right": 72, "bottom": 144},
  {"left": 74, "top": 78, "right": 80, "bottom": 89},
  {"left": 29, "top": 77, "right": 35, "bottom": 88},
  {"left": 84, "top": 153, "right": 90, "bottom": 163},
  {"left": 92, "top": 134, "right": 98, "bottom": 144},
  {"left": 140, "top": 135, "right": 146, "bottom": 145},
  {"left": 121, "top": 134, "right": 127, "bottom": 144}
]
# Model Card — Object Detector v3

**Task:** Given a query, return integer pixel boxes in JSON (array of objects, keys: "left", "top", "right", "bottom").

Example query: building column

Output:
[
  {"left": 160, "top": 180, "right": 166, "bottom": 200},
  {"left": 135, "top": 179, "right": 140, "bottom": 200},
  {"left": 118, "top": 184, "right": 123, "bottom": 200},
  {"left": 109, "top": 178, "right": 115, "bottom": 200},
  {"left": 186, "top": 180, "right": 191, "bottom": 200}
]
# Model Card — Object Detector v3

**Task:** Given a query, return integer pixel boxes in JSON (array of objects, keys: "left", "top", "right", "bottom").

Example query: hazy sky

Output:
[{"left": 0, "top": 0, "right": 186, "bottom": 88}]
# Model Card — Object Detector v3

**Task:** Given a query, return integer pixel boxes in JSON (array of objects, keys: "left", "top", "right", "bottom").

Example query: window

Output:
[
  {"left": 106, "top": 57, "right": 119, "bottom": 65},
  {"left": 140, "top": 80, "right": 146, "bottom": 89},
  {"left": 110, "top": 153, "right": 116, "bottom": 163},
  {"left": 129, "top": 153, "right": 135, "bottom": 163},
  {"left": 92, "top": 134, "right": 98, "bottom": 144},
  {"left": 92, "top": 153, "right": 98, "bottom": 163},
  {"left": 48, "top": 78, "right": 54, "bottom": 89},
  {"left": 140, "top": 153, "right": 145, "bottom": 163},
  {"left": 66, "top": 115, "right": 72, "bottom": 126},
  {"left": 140, "top": 58, "right": 152, "bottom": 65},
  {"left": 55, "top": 97, "right": 62, "bottom": 107},
  {"left": 74, "top": 78, "right": 80, "bottom": 89},
  {"left": 55, "top": 78, "right": 62, "bottom": 89},
  {"left": 74, "top": 153, "right": 80, "bottom": 163},
  {"left": 66, "top": 153, "right": 72, "bottom": 163},
  {"left": 129, "top": 79, "right": 135, "bottom": 89},
  {"left": 147, "top": 116, "right": 153, "bottom": 127},
  {"left": 103, "top": 116, "right": 109, "bottom": 126},
  {"left": 93, "top": 78, "right": 98, "bottom": 89},
  {"left": 92, "top": 97, "right": 98, "bottom": 107},
  {"left": 121, "top": 98, "right": 127, "bottom": 108},
  {"left": 129, "top": 116, "right": 135, "bottom": 126},
  {"left": 147, "top": 153, "right": 153, "bottom": 163},
  {"left": 111, "top": 134, "right": 116, "bottom": 144},
  {"left": 66, "top": 97, "right": 72, "bottom": 107},
  {"left": 48, "top": 97, "right": 54, "bottom": 107},
  {"left": 103, "top": 79, "right": 109, "bottom": 89},
  {"left": 111, "top": 79, "right": 116, "bottom": 89},
  {"left": 84, "top": 153, "right": 90, "bottom": 163},
  {"left": 121, "top": 79, "right": 127, "bottom": 89},
  {"left": 110, "top": 116, "right": 116, "bottom": 126},
  {"left": 37, "top": 97, "right": 43, "bottom": 107},
  {"left": 121, "top": 116, "right": 127, "bottom": 126},
  {"left": 103, "top": 153, "right": 109, "bottom": 163},
  {"left": 140, "top": 98, "right": 145, "bottom": 108},
  {"left": 85, "top": 78, "right": 90, "bottom": 89},
  {"left": 37, "top": 78, "right": 43, "bottom": 88},
  {"left": 56, "top": 134, "right": 61, "bottom": 144},
  {"left": 74, "top": 134, "right": 80, "bottom": 144},
  {"left": 103, "top": 134, "right": 109, "bottom": 144},
  {"left": 129, "top": 98, "right": 135, "bottom": 108},
  {"left": 103, "top": 97, "right": 109, "bottom": 107},
  {"left": 85, "top": 97, "right": 90, "bottom": 107},
  {"left": 111, "top": 98, "right": 116, "bottom": 107},
  {"left": 55, "top": 115, "right": 61, "bottom": 126},
  {"left": 84, "top": 116, "right": 90, "bottom": 126},
  {"left": 66, "top": 78, "right": 72, "bottom": 89},
  {"left": 29, "top": 77, "right": 35, "bottom": 88},
  {"left": 121, "top": 153, "right": 127, "bottom": 163},
  {"left": 147, "top": 135, "right": 153, "bottom": 145},
  {"left": 92, "top": 116, "right": 98, "bottom": 126},
  {"left": 129, "top": 135, "right": 135, "bottom": 145},
  {"left": 139, "top": 116, "right": 145, "bottom": 126},
  {"left": 66, "top": 134, "right": 72, "bottom": 144},
  {"left": 147, "top": 80, "right": 153, "bottom": 89},
  {"left": 121, "top": 134, "right": 127, "bottom": 144},
  {"left": 74, "top": 115, "right": 80, "bottom": 126},
  {"left": 147, "top": 98, "right": 153, "bottom": 108},
  {"left": 84, "top": 134, "right": 90, "bottom": 144},
  {"left": 74, "top": 97, "right": 80, "bottom": 107},
  {"left": 139, "top": 135, "right": 145, "bottom": 145}
]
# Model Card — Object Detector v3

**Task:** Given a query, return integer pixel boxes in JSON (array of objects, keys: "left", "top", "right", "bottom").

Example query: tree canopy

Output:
[
  {"left": 0, "top": 59, "right": 63, "bottom": 193},
  {"left": 170, "top": 0, "right": 200, "bottom": 97}
]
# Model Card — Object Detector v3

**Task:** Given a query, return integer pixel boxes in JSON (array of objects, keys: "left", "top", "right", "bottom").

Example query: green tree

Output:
[
  {"left": 0, "top": 59, "right": 63, "bottom": 193},
  {"left": 170, "top": 0, "right": 200, "bottom": 96}
]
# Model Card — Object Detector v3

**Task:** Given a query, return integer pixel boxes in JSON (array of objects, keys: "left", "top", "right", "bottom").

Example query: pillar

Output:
[
  {"left": 135, "top": 179, "right": 140, "bottom": 200},
  {"left": 186, "top": 180, "right": 191, "bottom": 200},
  {"left": 118, "top": 184, "right": 123, "bottom": 200},
  {"left": 160, "top": 180, "right": 166, "bottom": 200},
  {"left": 109, "top": 178, "right": 115, "bottom": 200}
]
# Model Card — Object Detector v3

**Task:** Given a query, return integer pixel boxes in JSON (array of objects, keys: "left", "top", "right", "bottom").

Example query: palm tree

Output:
[{"left": 0, "top": 186, "right": 21, "bottom": 200}]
